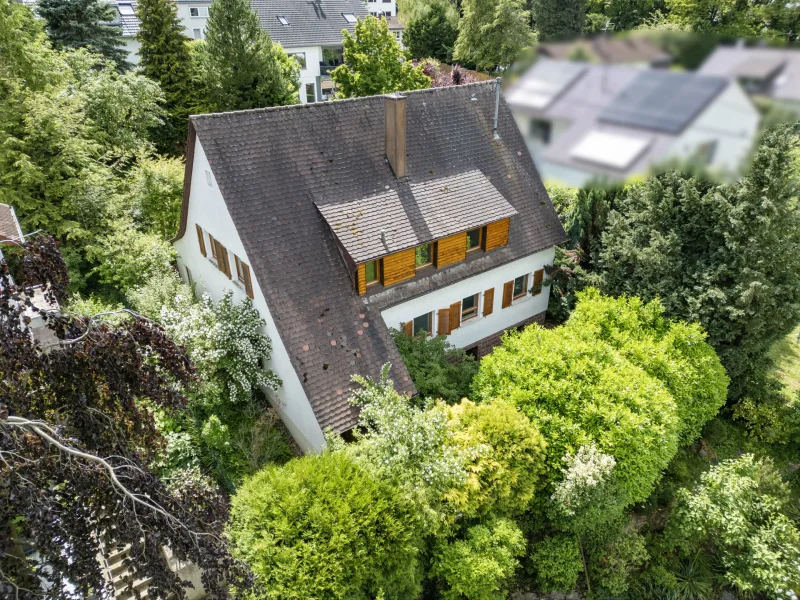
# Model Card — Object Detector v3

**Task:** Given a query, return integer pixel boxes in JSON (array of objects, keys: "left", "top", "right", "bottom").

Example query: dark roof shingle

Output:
[
  {"left": 190, "top": 82, "right": 566, "bottom": 433},
  {"left": 251, "top": 0, "right": 368, "bottom": 48}
]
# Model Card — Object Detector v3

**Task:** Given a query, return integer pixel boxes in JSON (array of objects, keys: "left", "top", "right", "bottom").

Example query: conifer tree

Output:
[
  {"left": 36, "top": 0, "right": 128, "bottom": 66},
  {"left": 454, "top": 0, "right": 534, "bottom": 71},
  {"left": 403, "top": 0, "right": 458, "bottom": 62},
  {"left": 532, "top": 0, "right": 586, "bottom": 41},
  {"left": 204, "top": 0, "right": 299, "bottom": 111},
  {"left": 136, "top": 0, "right": 197, "bottom": 153}
]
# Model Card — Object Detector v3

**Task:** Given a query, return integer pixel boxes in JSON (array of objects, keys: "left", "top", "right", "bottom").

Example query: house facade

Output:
[
  {"left": 507, "top": 58, "right": 760, "bottom": 186},
  {"left": 251, "top": 0, "right": 369, "bottom": 103},
  {"left": 173, "top": 83, "right": 566, "bottom": 451}
]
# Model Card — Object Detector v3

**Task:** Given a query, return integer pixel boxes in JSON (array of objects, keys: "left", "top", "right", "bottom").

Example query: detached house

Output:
[{"left": 173, "top": 82, "right": 566, "bottom": 451}]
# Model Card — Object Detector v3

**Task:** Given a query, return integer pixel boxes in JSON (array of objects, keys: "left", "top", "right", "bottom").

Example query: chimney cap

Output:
[{"left": 385, "top": 91, "right": 406, "bottom": 100}]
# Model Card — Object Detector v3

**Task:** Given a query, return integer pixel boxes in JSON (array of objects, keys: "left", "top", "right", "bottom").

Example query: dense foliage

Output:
[
  {"left": 203, "top": 0, "right": 298, "bottom": 110},
  {"left": 392, "top": 329, "right": 479, "bottom": 404},
  {"left": 454, "top": 0, "right": 534, "bottom": 71},
  {"left": 532, "top": 0, "right": 586, "bottom": 40},
  {"left": 0, "top": 236, "right": 250, "bottom": 598},
  {"left": 228, "top": 451, "right": 424, "bottom": 600},
  {"left": 332, "top": 16, "right": 430, "bottom": 98},
  {"left": 36, "top": 0, "right": 127, "bottom": 66},
  {"left": 403, "top": 0, "right": 458, "bottom": 62}
]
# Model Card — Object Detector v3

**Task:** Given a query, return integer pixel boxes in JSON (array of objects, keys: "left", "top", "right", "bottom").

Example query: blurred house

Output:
[
  {"left": 506, "top": 58, "right": 760, "bottom": 187},
  {"left": 698, "top": 44, "right": 800, "bottom": 113},
  {"left": 538, "top": 36, "right": 671, "bottom": 68}
]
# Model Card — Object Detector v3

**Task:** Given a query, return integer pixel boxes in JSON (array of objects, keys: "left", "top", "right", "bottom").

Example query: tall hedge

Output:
[{"left": 227, "top": 451, "right": 424, "bottom": 599}]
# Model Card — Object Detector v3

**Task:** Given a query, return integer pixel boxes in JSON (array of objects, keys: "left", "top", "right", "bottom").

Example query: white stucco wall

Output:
[
  {"left": 122, "top": 37, "right": 141, "bottom": 66},
  {"left": 366, "top": 0, "right": 396, "bottom": 15},
  {"left": 176, "top": 1, "right": 212, "bottom": 40},
  {"left": 380, "top": 247, "right": 555, "bottom": 350},
  {"left": 284, "top": 45, "right": 323, "bottom": 103},
  {"left": 174, "top": 139, "right": 326, "bottom": 452},
  {"left": 666, "top": 81, "right": 759, "bottom": 174}
]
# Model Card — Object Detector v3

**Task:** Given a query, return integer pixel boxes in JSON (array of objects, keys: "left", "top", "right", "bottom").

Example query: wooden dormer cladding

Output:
[
  {"left": 484, "top": 218, "right": 510, "bottom": 252},
  {"left": 357, "top": 263, "right": 368, "bottom": 295},
  {"left": 383, "top": 248, "right": 416, "bottom": 286},
  {"left": 436, "top": 232, "right": 467, "bottom": 268}
]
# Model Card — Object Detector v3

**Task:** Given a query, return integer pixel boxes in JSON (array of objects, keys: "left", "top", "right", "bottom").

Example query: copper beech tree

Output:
[{"left": 0, "top": 234, "right": 252, "bottom": 598}]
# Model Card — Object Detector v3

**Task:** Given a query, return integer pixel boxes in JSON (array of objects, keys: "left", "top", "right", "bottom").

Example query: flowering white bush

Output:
[{"left": 551, "top": 443, "right": 616, "bottom": 516}]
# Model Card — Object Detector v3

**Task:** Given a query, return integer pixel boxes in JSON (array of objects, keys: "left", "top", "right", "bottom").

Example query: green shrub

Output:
[
  {"left": 227, "top": 451, "right": 424, "bottom": 600},
  {"left": 566, "top": 289, "right": 729, "bottom": 444},
  {"left": 666, "top": 454, "right": 800, "bottom": 598},
  {"left": 392, "top": 329, "right": 478, "bottom": 404},
  {"left": 446, "top": 399, "right": 547, "bottom": 517},
  {"left": 431, "top": 518, "right": 526, "bottom": 600},
  {"left": 473, "top": 324, "right": 679, "bottom": 509},
  {"left": 530, "top": 535, "right": 582, "bottom": 593}
]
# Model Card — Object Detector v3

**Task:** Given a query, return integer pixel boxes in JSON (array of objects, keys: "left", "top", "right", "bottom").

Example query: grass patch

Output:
[{"left": 768, "top": 323, "right": 800, "bottom": 396}]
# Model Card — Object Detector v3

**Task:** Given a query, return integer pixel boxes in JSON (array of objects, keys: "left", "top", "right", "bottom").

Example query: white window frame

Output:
[
  {"left": 277, "top": 15, "right": 289, "bottom": 25},
  {"left": 189, "top": 6, "right": 208, "bottom": 17},
  {"left": 342, "top": 12, "right": 357, "bottom": 23},
  {"left": 192, "top": 28, "right": 202, "bottom": 40}
]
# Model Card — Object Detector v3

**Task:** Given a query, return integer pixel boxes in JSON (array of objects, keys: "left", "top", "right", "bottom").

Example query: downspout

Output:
[{"left": 493, "top": 77, "right": 502, "bottom": 141}]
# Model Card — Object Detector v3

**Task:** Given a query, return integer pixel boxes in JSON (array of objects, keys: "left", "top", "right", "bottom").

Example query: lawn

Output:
[{"left": 769, "top": 323, "right": 800, "bottom": 396}]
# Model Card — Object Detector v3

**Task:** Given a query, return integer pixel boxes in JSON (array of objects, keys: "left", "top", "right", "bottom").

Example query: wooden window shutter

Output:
[
  {"left": 195, "top": 224, "right": 206, "bottom": 257},
  {"left": 403, "top": 321, "right": 413, "bottom": 336},
  {"left": 483, "top": 288, "right": 494, "bottom": 316},
  {"left": 449, "top": 301, "right": 461, "bottom": 330},
  {"left": 357, "top": 263, "right": 367, "bottom": 295},
  {"left": 484, "top": 218, "right": 510, "bottom": 252},
  {"left": 502, "top": 281, "right": 513, "bottom": 308},
  {"left": 217, "top": 242, "right": 231, "bottom": 279},
  {"left": 242, "top": 262, "right": 254, "bottom": 299},
  {"left": 532, "top": 269, "right": 544, "bottom": 296},
  {"left": 382, "top": 249, "right": 416, "bottom": 287},
  {"left": 437, "top": 308, "right": 451, "bottom": 336}
]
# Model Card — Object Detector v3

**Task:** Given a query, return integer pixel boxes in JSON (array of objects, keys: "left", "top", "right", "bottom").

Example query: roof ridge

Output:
[{"left": 190, "top": 80, "right": 499, "bottom": 121}]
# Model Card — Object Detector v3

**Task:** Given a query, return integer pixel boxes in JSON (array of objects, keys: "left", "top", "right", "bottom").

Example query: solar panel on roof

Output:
[{"left": 598, "top": 71, "right": 728, "bottom": 134}]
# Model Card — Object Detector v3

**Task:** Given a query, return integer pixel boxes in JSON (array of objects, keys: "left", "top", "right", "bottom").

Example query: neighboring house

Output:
[
  {"left": 175, "top": 0, "right": 213, "bottom": 42},
  {"left": 251, "top": 0, "right": 369, "bottom": 103},
  {"left": 108, "top": 0, "right": 141, "bottom": 65},
  {"left": 385, "top": 14, "right": 404, "bottom": 49},
  {"left": 367, "top": 0, "right": 395, "bottom": 16},
  {"left": 506, "top": 58, "right": 760, "bottom": 187},
  {"left": 698, "top": 44, "right": 800, "bottom": 113},
  {"left": 173, "top": 82, "right": 567, "bottom": 451},
  {"left": 538, "top": 36, "right": 672, "bottom": 68}
]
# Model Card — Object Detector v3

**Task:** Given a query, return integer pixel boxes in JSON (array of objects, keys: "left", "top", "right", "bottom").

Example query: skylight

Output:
[
  {"left": 342, "top": 13, "right": 357, "bottom": 23},
  {"left": 118, "top": 3, "right": 135, "bottom": 15},
  {"left": 277, "top": 15, "right": 289, "bottom": 25},
  {"left": 570, "top": 130, "right": 651, "bottom": 170}
]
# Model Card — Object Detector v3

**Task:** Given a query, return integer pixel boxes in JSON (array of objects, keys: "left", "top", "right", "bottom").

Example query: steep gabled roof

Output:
[
  {"left": 0, "top": 204, "right": 24, "bottom": 244},
  {"left": 251, "top": 0, "right": 368, "bottom": 48},
  {"left": 182, "top": 82, "right": 566, "bottom": 433}
]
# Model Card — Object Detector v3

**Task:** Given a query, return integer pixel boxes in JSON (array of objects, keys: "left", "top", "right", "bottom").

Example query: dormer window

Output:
[
  {"left": 466, "top": 228, "right": 482, "bottom": 252},
  {"left": 277, "top": 15, "right": 289, "bottom": 25},
  {"left": 364, "top": 260, "right": 379, "bottom": 286},
  {"left": 118, "top": 3, "right": 135, "bottom": 15},
  {"left": 415, "top": 243, "right": 432, "bottom": 269},
  {"left": 342, "top": 13, "right": 357, "bottom": 23}
]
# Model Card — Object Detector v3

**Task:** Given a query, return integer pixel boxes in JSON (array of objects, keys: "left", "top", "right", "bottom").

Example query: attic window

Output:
[
  {"left": 277, "top": 16, "right": 289, "bottom": 25},
  {"left": 118, "top": 3, "right": 135, "bottom": 15},
  {"left": 342, "top": 12, "right": 357, "bottom": 23},
  {"left": 364, "top": 260, "right": 379, "bottom": 286}
]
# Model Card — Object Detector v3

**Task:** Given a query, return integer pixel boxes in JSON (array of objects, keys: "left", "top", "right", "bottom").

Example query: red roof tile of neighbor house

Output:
[
  {"left": 0, "top": 203, "right": 23, "bottom": 244},
  {"left": 177, "top": 82, "right": 567, "bottom": 433}
]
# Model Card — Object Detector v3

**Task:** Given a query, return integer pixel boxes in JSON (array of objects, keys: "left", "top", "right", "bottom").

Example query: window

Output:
[
  {"left": 205, "top": 169, "right": 213, "bottom": 187},
  {"left": 415, "top": 243, "right": 432, "bottom": 268},
  {"left": 306, "top": 83, "right": 316, "bottom": 103},
  {"left": 234, "top": 255, "right": 254, "bottom": 298},
  {"left": 277, "top": 15, "right": 289, "bottom": 25},
  {"left": 118, "top": 3, "right": 135, "bottom": 15},
  {"left": 413, "top": 312, "right": 432, "bottom": 336},
  {"left": 513, "top": 274, "right": 528, "bottom": 299},
  {"left": 462, "top": 293, "right": 479, "bottom": 321},
  {"left": 364, "top": 260, "right": 379, "bottom": 286},
  {"left": 466, "top": 228, "right": 482, "bottom": 252},
  {"left": 192, "top": 28, "right": 202, "bottom": 39},
  {"left": 189, "top": 6, "right": 208, "bottom": 16},
  {"left": 342, "top": 12, "right": 357, "bottom": 23},
  {"left": 208, "top": 234, "right": 218, "bottom": 259},
  {"left": 185, "top": 266, "right": 193, "bottom": 284},
  {"left": 289, "top": 52, "right": 306, "bottom": 69},
  {"left": 529, "top": 119, "right": 551, "bottom": 144}
]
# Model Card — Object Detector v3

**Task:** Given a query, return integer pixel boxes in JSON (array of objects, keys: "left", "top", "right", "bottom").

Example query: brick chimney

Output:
[{"left": 384, "top": 93, "right": 406, "bottom": 178}]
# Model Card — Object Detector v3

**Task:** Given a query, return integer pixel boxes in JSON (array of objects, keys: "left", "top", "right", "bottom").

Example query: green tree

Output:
[
  {"left": 227, "top": 451, "right": 424, "bottom": 600},
  {"left": 403, "top": 0, "right": 458, "bottom": 62},
  {"left": 136, "top": 0, "right": 198, "bottom": 153},
  {"left": 204, "top": 0, "right": 299, "bottom": 111},
  {"left": 431, "top": 518, "right": 526, "bottom": 600},
  {"left": 532, "top": 0, "right": 585, "bottom": 41},
  {"left": 332, "top": 16, "right": 430, "bottom": 98},
  {"left": 36, "top": 0, "right": 128, "bottom": 66},
  {"left": 454, "top": 0, "right": 535, "bottom": 71},
  {"left": 127, "top": 155, "right": 184, "bottom": 239},
  {"left": 392, "top": 328, "right": 478, "bottom": 404},
  {"left": 594, "top": 125, "right": 800, "bottom": 399},
  {"left": 666, "top": 454, "right": 800, "bottom": 597},
  {"left": 665, "top": 0, "right": 764, "bottom": 36}
]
